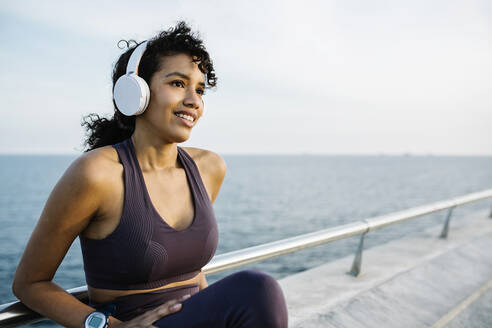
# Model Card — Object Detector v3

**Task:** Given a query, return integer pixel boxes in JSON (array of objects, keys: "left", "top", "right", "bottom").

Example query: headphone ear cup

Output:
[
  {"left": 113, "top": 74, "right": 150, "bottom": 116},
  {"left": 133, "top": 75, "right": 150, "bottom": 115}
]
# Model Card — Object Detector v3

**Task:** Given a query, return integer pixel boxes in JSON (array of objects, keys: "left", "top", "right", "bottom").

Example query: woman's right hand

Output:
[{"left": 112, "top": 294, "right": 191, "bottom": 328}]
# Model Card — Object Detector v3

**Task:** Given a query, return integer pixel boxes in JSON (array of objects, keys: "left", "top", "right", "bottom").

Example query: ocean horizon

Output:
[{"left": 1, "top": 154, "right": 491, "bottom": 326}]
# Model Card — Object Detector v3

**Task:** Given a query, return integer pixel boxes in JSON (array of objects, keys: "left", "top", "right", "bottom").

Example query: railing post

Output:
[
  {"left": 439, "top": 206, "right": 455, "bottom": 239},
  {"left": 348, "top": 232, "right": 367, "bottom": 277}
]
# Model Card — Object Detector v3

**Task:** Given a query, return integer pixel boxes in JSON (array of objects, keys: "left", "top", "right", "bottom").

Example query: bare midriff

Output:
[{"left": 88, "top": 274, "right": 201, "bottom": 303}]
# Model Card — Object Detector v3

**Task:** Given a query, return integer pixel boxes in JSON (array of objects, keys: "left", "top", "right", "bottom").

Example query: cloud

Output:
[{"left": 1, "top": 0, "right": 491, "bottom": 154}]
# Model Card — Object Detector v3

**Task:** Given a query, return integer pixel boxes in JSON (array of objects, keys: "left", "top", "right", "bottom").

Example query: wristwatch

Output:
[
  {"left": 84, "top": 311, "right": 108, "bottom": 328},
  {"left": 84, "top": 304, "right": 115, "bottom": 328}
]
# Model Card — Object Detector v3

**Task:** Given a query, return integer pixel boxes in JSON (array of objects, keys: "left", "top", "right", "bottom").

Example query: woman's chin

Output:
[{"left": 173, "top": 131, "right": 192, "bottom": 143}]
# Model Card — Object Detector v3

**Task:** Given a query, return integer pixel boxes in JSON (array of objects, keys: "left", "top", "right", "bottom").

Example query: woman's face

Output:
[{"left": 140, "top": 53, "right": 206, "bottom": 143}]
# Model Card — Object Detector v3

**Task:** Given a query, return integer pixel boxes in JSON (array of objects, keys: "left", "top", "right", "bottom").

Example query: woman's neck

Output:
[{"left": 131, "top": 129, "right": 179, "bottom": 171}]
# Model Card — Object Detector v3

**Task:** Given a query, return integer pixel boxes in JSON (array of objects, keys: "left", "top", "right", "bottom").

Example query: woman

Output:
[{"left": 12, "top": 21, "right": 288, "bottom": 327}]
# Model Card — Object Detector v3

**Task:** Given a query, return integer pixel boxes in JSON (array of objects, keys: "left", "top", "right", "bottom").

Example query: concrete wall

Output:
[{"left": 278, "top": 210, "right": 492, "bottom": 328}]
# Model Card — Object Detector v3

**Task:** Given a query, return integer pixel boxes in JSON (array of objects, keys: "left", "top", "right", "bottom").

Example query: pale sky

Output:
[{"left": 1, "top": 0, "right": 491, "bottom": 155}]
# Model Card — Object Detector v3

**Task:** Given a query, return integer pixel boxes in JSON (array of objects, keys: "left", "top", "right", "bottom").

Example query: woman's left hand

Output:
[{"left": 110, "top": 294, "right": 191, "bottom": 328}]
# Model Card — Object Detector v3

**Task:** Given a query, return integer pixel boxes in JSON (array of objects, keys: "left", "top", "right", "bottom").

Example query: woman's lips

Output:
[{"left": 175, "top": 115, "right": 194, "bottom": 128}]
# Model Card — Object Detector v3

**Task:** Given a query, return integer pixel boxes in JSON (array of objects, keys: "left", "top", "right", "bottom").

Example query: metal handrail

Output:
[{"left": 1, "top": 188, "right": 491, "bottom": 327}]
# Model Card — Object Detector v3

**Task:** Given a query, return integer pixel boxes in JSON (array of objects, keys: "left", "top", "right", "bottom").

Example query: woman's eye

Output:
[
  {"left": 171, "top": 80, "right": 185, "bottom": 87},
  {"left": 197, "top": 89, "right": 206, "bottom": 96}
]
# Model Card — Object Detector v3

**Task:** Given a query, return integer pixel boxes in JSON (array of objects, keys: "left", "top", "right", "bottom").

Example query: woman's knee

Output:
[
  {"left": 230, "top": 270, "right": 288, "bottom": 326},
  {"left": 232, "top": 270, "right": 281, "bottom": 294}
]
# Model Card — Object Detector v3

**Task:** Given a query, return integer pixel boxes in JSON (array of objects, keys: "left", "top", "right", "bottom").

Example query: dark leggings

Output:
[{"left": 92, "top": 270, "right": 288, "bottom": 327}]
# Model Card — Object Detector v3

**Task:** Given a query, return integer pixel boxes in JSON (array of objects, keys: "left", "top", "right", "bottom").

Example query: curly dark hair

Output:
[{"left": 81, "top": 21, "right": 217, "bottom": 151}]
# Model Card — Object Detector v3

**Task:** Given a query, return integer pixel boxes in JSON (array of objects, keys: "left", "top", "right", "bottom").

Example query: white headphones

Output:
[{"left": 113, "top": 41, "right": 150, "bottom": 116}]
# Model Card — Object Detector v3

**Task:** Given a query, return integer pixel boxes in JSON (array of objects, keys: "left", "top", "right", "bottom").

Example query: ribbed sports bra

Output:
[{"left": 79, "top": 138, "right": 219, "bottom": 290}]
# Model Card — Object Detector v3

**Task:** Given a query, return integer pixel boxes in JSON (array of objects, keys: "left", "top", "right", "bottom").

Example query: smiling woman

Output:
[
  {"left": 11, "top": 21, "right": 288, "bottom": 327},
  {"left": 82, "top": 22, "right": 217, "bottom": 150}
]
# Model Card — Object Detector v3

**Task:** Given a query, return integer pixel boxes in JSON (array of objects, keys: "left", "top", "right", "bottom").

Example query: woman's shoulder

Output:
[
  {"left": 68, "top": 145, "right": 122, "bottom": 188},
  {"left": 181, "top": 147, "right": 226, "bottom": 202},
  {"left": 40, "top": 146, "right": 121, "bottom": 225},
  {"left": 181, "top": 147, "right": 226, "bottom": 177}
]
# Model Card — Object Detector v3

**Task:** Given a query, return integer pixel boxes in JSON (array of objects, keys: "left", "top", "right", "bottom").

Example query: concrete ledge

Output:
[{"left": 278, "top": 210, "right": 492, "bottom": 328}]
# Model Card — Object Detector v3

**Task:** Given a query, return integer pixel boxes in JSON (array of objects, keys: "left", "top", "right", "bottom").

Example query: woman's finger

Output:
[
  {"left": 152, "top": 294, "right": 190, "bottom": 317},
  {"left": 140, "top": 302, "right": 181, "bottom": 325},
  {"left": 128, "top": 295, "right": 191, "bottom": 326}
]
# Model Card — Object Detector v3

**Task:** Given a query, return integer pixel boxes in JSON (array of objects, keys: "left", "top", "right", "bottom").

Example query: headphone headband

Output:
[{"left": 126, "top": 41, "right": 149, "bottom": 75}]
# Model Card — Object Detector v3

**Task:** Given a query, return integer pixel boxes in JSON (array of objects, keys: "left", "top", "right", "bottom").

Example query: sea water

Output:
[{"left": 1, "top": 154, "right": 491, "bottom": 327}]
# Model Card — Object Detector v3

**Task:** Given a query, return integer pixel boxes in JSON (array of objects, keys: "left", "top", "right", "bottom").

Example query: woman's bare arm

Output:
[
  {"left": 189, "top": 148, "right": 226, "bottom": 204},
  {"left": 198, "top": 151, "right": 225, "bottom": 292},
  {"left": 12, "top": 153, "right": 115, "bottom": 327},
  {"left": 207, "top": 152, "right": 226, "bottom": 204},
  {"left": 12, "top": 151, "right": 188, "bottom": 327}
]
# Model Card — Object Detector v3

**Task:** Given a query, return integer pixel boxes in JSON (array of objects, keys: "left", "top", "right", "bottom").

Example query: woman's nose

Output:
[{"left": 183, "top": 89, "right": 202, "bottom": 109}]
